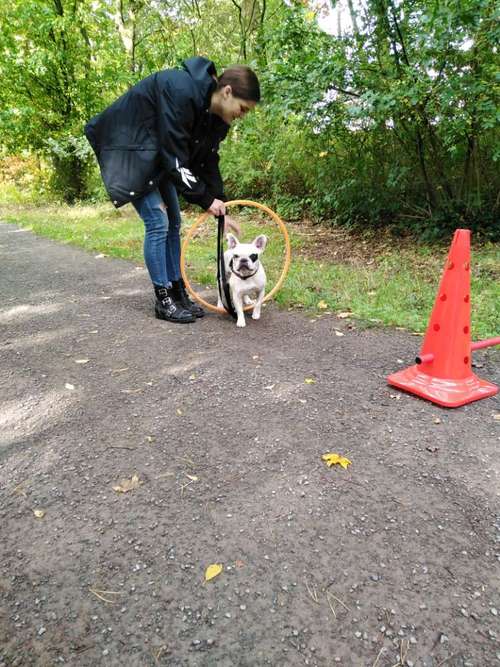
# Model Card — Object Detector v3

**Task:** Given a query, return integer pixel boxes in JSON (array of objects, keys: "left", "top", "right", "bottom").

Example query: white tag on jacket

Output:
[{"left": 175, "top": 158, "right": 198, "bottom": 189}]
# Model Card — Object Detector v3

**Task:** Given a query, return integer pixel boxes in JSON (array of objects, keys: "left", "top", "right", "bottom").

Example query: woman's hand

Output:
[
  {"left": 207, "top": 200, "right": 241, "bottom": 236},
  {"left": 207, "top": 198, "right": 226, "bottom": 216},
  {"left": 224, "top": 215, "right": 241, "bottom": 237}
]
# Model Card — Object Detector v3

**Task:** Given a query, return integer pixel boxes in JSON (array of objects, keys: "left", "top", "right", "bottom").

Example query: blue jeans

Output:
[{"left": 132, "top": 179, "right": 182, "bottom": 288}]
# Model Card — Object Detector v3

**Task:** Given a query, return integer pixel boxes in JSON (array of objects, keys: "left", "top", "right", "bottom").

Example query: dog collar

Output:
[{"left": 229, "top": 257, "right": 259, "bottom": 280}]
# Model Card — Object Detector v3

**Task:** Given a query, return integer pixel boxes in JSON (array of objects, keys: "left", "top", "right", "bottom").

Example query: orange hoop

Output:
[{"left": 180, "top": 199, "right": 291, "bottom": 315}]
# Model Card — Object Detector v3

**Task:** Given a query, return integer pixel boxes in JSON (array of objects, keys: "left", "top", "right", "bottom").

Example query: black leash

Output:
[{"left": 217, "top": 214, "right": 237, "bottom": 319}]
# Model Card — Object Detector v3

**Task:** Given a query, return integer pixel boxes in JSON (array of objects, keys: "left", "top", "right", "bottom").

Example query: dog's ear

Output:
[
  {"left": 253, "top": 234, "right": 267, "bottom": 251},
  {"left": 226, "top": 233, "right": 239, "bottom": 249}
]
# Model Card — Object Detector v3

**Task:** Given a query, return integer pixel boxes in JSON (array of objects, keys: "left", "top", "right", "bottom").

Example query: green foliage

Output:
[
  {"left": 0, "top": 0, "right": 498, "bottom": 237},
  {"left": 224, "top": 0, "right": 499, "bottom": 238}
]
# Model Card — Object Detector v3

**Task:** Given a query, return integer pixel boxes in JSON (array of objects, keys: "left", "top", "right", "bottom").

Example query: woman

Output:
[{"left": 85, "top": 57, "right": 260, "bottom": 323}]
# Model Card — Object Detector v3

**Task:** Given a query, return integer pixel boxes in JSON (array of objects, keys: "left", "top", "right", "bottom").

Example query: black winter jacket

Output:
[{"left": 84, "top": 57, "right": 229, "bottom": 210}]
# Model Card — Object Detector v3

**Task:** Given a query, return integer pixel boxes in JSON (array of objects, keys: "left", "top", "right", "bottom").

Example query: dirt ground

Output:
[{"left": 0, "top": 221, "right": 499, "bottom": 667}]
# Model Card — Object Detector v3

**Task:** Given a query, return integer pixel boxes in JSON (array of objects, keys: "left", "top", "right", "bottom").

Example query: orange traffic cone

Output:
[{"left": 387, "top": 229, "right": 498, "bottom": 407}]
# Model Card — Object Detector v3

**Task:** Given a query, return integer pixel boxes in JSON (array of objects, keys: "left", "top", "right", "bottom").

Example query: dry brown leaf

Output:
[
  {"left": 12, "top": 482, "right": 29, "bottom": 497},
  {"left": 113, "top": 474, "right": 142, "bottom": 493}
]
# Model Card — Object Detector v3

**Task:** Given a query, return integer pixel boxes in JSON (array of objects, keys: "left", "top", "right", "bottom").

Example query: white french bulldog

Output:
[{"left": 217, "top": 233, "right": 267, "bottom": 327}]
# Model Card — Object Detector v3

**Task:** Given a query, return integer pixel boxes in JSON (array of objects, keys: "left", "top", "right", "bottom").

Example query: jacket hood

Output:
[{"left": 182, "top": 57, "right": 218, "bottom": 108}]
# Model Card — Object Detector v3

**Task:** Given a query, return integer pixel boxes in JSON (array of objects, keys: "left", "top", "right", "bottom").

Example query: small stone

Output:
[
  {"left": 491, "top": 608, "right": 498, "bottom": 616},
  {"left": 102, "top": 649, "right": 109, "bottom": 656},
  {"left": 38, "top": 627, "right": 46, "bottom": 636},
  {"left": 225, "top": 612, "right": 231, "bottom": 618},
  {"left": 440, "top": 633, "right": 449, "bottom": 644},
  {"left": 420, "top": 657, "right": 435, "bottom": 667},
  {"left": 460, "top": 608, "right": 469, "bottom": 617},
  {"left": 354, "top": 631, "right": 362, "bottom": 638},
  {"left": 239, "top": 605, "right": 246, "bottom": 611}
]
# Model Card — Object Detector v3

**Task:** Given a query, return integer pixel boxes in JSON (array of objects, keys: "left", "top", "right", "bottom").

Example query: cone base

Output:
[{"left": 387, "top": 365, "right": 498, "bottom": 408}]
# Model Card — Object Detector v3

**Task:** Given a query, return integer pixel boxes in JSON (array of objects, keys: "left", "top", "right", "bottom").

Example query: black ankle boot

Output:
[
  {"left": 153, "top": 285, "right": 195, "bottom": 323},
  {"left": 170, "top": 279, "right": 205, "bottom": 318}
]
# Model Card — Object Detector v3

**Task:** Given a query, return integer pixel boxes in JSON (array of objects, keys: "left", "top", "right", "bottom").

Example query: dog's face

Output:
[{"left": 226, "top": 233, "right": 267, "bottom": 276}]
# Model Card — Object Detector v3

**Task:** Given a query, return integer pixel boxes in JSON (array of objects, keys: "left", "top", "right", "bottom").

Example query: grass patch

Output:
[{"left": 0, "top": 201, "right": 498, "bottom": 339}]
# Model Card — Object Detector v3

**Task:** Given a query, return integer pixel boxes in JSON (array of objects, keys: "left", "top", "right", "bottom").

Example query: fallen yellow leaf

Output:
[
  {"left": 33, "top": 509, "right": 46, "bottom": 519},
  {"left": 205, "top": 563, "right": 223, "bottom": 582},
  {"left": 305, "top": 378, "right": 316, "bottom": 384},
  {"left": 176, "top": 408, "right": 183, "bottom": 416},
  {"left": 113, "top": 474, "right": 142, "bottom": 493},
  {"left": 337, "top": 312, "right": 352, "bottom": 319},
  {"left": 65, "top": 383, "right": 75, "bottom": 390},
  {"left": 321, "top": 452, "right": 352, "bottom": 469},
  {"left": 317, "top": 300, "right": 328, "bottom": 309},
  {"left": 74, "top": 359, "right": 89, "bottom": 364}
]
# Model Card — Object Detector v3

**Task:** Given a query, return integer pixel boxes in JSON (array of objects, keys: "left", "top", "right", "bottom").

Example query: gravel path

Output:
[{"left": 1, "top": 221, "right": 499, "bottom": 667}]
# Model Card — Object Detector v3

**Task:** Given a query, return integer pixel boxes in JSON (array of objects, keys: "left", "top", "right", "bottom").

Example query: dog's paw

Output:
[
  {"left": 236, "top": 319, "right": 246, "bottom": 327},
  {"left": 251, "top": 311, "right": 261, "bottom": 320}
]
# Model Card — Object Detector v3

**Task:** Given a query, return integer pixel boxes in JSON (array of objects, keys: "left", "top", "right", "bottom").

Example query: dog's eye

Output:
[
  {"left": 250, "top": 253, "right": 258, "bottom": 262},
  {"left": 233, "top": 254, "right": 239, "bottom": 259}
]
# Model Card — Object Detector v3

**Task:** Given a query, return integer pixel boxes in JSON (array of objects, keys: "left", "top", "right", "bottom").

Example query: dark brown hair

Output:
[{"left": 217, "top": 66, "right": 260, "bottom": 103}]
